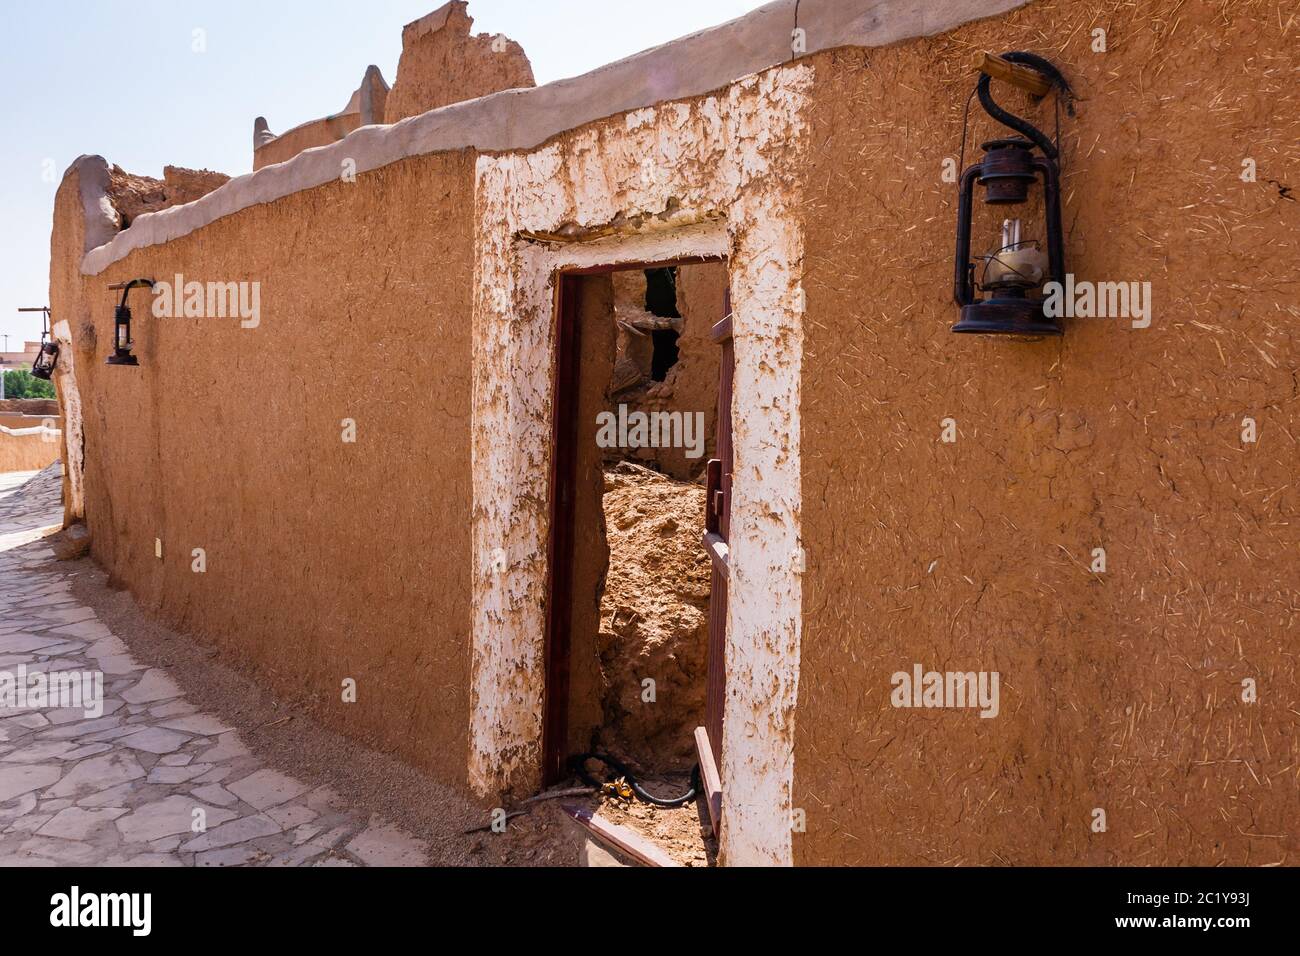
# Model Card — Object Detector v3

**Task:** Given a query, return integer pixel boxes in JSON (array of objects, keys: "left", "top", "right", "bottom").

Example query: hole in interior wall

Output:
[
  {"left": 644, "top": 268, "right": 680, "bottom": 319},
  {"left": 650, "top": 329, "right": 680, "bottom": 382},
  {"left": 611, "top": 270, "right": 684, "bottom": 398},
  {"left": 644, "top": 267, "right": 682, "bottom": 383}
]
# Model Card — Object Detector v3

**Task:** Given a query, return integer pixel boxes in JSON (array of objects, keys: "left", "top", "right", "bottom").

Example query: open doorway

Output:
[{"left": 544, "top": 258, "right": 730, "bottom": 864}]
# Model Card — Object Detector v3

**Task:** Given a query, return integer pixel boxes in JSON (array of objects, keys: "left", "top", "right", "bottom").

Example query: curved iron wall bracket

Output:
[{"left": 951, "top": 52, "right": 1072, "bottom": 338}]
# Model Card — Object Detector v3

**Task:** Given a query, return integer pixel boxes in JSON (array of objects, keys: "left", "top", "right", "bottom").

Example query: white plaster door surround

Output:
[{"left": 469, "top": 63, "right": 810, "bottom": 867}]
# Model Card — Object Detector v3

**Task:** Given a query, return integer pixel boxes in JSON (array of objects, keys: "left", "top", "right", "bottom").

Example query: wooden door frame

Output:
[
  {"left": 542, "top": 256, "right": 727, "bottom": 786},
  {"left": 698, "top": 297, "right": 733, "bottom": 834}
]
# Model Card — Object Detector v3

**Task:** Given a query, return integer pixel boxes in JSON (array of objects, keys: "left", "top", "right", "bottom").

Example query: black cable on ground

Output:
[{"left": 569, "top": 753, "right": 703, "bottom": 809}]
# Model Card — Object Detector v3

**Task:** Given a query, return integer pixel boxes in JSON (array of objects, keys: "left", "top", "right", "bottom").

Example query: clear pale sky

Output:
[{"left": 0, "top": 0, "right": 768, "bottom": 347}]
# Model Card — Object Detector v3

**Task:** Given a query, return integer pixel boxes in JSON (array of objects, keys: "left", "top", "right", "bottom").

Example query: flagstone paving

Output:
[{"left": 0, "top": 465, "right": 430, "bottom": 866}]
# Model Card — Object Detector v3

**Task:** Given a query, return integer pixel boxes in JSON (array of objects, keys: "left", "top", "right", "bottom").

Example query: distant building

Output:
[{"left": 0, "top": 341, "right": 43, "bottom": 369}]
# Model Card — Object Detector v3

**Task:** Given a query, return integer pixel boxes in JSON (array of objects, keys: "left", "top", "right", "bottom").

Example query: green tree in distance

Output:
[{"left": 2, "top": 369, "right": 56, "bottom": 400}]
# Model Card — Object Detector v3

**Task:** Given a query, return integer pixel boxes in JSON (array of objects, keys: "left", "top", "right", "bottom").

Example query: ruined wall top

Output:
[
  {"left": 81, "top": 0, "right": 1032, "bottom": 276},
  {"left": 384, "top": 1, "right": 535, "bottom": 125}
]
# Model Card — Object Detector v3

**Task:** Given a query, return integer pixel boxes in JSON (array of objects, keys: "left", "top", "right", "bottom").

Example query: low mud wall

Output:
[
  {"left": 254, "top": 114, "right": 364, "bottom": 171},
  {"left": 0, "top": 414, "right": 62, "bottom": 431},
  {"left": 0, "top": 399, "right": 59, "bottom": 417},
  {"left": 0, "top": 425, "right": 61, "bottom": 474}
]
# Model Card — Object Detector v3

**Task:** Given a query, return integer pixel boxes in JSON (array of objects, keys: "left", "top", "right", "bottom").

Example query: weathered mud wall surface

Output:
[
  {"left": 253, "top": 66, "right": 390, "bottom": 171},
  {"left": 795, "top": 0, "right": 1299, "bottom": 865},
  {"left": 384, "top": 1, "right": 534, "bottom": 125},
  {"left": 52, "top": 152, "right": 478, "bottom": 782}
]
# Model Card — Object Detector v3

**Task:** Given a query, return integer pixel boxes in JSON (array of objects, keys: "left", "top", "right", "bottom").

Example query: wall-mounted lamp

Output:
[
  {"left": 953, "top": 52, "right": 1073, "bottom": 337},
  {"left": 106, "top": 279, "right": 155, "bottom": 367},
  {"left": 18, "top": 307, "right": 59, "bottom": 380}
]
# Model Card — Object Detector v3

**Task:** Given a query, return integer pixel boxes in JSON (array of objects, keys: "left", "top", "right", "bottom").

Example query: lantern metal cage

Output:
[
  {"left": 18, "top": 307, "right": 59, "bottom": 380},
  {"left": 106, "top": 279, "right": 155, "bottom": 367},
  {"left": 952, "top": 51, "right": 1074, "bottom": 337}
]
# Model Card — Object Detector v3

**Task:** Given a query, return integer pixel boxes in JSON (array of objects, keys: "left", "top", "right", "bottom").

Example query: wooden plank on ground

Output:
[
  {"left": 694, "top": 726, "right": 723, "bottom": 837},
  {"left": 561, "top": 805, "right": 682, "bottom": 868}
]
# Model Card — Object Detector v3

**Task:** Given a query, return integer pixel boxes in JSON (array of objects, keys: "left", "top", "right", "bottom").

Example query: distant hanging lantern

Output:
[
  {"left": 19, "top": 307, "right": 59, "bottom": 380},
  {"left": 952, "top": 51, "right": 1073, "bottom": 337},
  {"left": 106, "top": 279, "right": 155, "bottom": 367}
]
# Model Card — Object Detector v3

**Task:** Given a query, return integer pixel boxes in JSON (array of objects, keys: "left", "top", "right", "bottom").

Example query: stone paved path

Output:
[{"left": 0, "top": 465, "right": 430, "bottom": 866}]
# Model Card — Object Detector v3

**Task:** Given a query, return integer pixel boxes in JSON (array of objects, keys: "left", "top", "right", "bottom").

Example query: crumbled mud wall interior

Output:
[
  {"left": 384, "top": 1, "right": 534, "bottom": 125},
  {"left": 590, "top": 264, "right": 722, "bottom": 769},
  {"left": 107, "top": 165, "right": 231, "bottom": 226},
  {"left": 606, "top": 264, "right": 722, "bottom": 481},
  {"left": 794, "top": 0, "right": 1299, "bottom": 865},
  {"left": 597, "top": 462, "right": 710, "bottom": 770},
  {"left": 52, "top": 150, "right": 479, "bottom": 783}
]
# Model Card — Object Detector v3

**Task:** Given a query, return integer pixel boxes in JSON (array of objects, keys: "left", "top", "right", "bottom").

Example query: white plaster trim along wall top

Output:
[
  {"left": 0, "top": 425, "right": 62, "bottom": 438},
  {"left": 470, "top": 61, "right": 811, "bottom": 867},
  {"left": 78, "top": 0, "right": 1029, "bottom": 276}
]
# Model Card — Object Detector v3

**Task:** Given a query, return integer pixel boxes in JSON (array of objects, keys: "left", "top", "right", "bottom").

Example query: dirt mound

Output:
[{"left": 596, "top": 462, "right": 710, "bottom": 770}]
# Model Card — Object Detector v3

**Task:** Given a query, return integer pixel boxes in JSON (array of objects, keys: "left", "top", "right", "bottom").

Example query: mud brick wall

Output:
[
  {"left": 52, "top": 152, "right": 478, "bottom": 782},
  {"left": 794, "top": 0, "right": 1298, "bottom": 865}
]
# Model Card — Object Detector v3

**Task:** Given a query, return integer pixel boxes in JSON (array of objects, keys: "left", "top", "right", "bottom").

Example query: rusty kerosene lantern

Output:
[
  {"left": 106, "top": 279, "right": 155, "bottom": 367},
  {"left": 953, "top": 51, "right": 1073, "bottom": 337},
  {"left": 18, "top": 307, "right": 59, "bottom": 380}
]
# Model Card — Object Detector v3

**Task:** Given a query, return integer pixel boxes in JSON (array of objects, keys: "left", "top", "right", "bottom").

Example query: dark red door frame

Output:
[
  {"left": 542, "top": 273, "right": 582, "bottom": 786},
  {"left": 541, "top": 258, "right": 726, "bottom": 787}
]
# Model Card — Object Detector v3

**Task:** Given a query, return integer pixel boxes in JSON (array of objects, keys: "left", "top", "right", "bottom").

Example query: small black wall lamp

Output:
[
  {"left": 953, "top": 51, "right": 1073, "bottom": 337},
  {"left": 106, "top": 279, "right": 155, "bottom": 367},
  {"left": 17, "top": 307, "right": 59, "bottom": 380}
]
